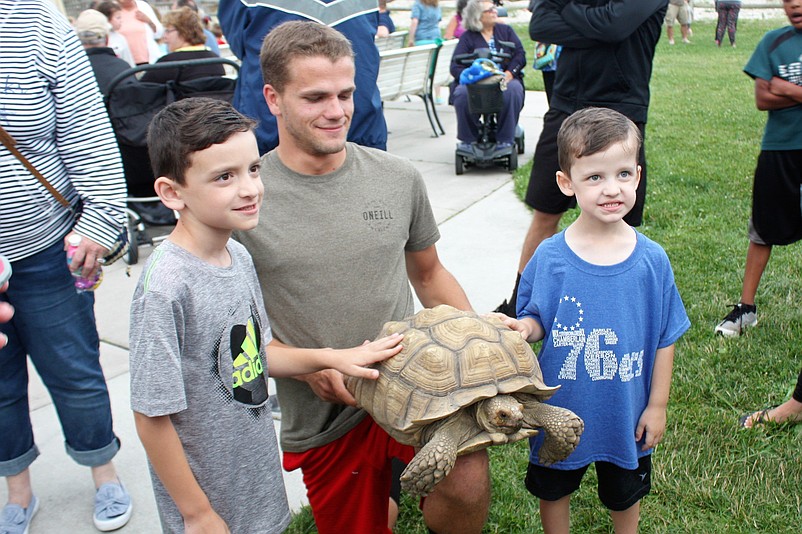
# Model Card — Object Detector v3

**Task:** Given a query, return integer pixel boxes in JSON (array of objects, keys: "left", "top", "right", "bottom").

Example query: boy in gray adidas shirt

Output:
[{"left": 128, "top": 98, "right": 403, "bottom": 533}]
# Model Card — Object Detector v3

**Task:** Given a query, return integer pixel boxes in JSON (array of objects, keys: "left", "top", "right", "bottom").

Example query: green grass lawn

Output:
[{"left": 287, "top": 18, "right": 802, "bottom": 533}]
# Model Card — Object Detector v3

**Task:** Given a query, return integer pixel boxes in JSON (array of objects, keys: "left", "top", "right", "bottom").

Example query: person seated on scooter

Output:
[{"left": 450, "top": 0, "right": 525, "bottom": 151}]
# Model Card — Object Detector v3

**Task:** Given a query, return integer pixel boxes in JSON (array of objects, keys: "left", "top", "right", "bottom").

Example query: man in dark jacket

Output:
[{"left": 497, "top": 0, "right": 667, "bottom": 316}]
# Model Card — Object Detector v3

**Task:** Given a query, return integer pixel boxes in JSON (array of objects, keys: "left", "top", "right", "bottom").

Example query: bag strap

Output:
[{"left": 0, "top": 124, "right": 72, "bottom": 209}]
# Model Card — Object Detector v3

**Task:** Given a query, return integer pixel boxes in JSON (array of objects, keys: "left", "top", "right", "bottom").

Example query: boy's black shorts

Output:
[
  {"left": 751, "top": 149, "right": 802, "bottom": 246},
  {"left": 524, "top": 455, "right": 652, "bottom": 512},
  {"left": 524, "top": 107, "right": 648, "bottom": 227}
]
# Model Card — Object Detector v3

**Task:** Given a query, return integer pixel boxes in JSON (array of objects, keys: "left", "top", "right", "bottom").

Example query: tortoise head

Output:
[{"left": 475, "top": 395, "right": 524, "bottom": 435}]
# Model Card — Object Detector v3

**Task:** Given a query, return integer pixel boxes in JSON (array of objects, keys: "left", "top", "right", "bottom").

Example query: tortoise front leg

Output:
[
  {"left": 514, "top": 394, "right": 584, "bottom": 465},
  {"left": 400, "top": 411, "right": 476, "bottom": 496}
]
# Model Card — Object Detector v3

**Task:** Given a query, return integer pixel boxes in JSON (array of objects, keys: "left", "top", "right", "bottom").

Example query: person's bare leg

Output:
[
  {"left": 680, "top": 24, "right": 691, "bottom": 42},
  {"left": 422, "top": 450, "right": 489, "bottom": 534},
  {"left": 4, "top": 469, "right": 33, "bottom": 508},
  {"left": 743, "top": 398, "right": 802, "bottom": 428},
  {"left": 739, "top": 241, "right": 772, "bottom": 305},
  {"left": 91, "top": 461, "right": 119, "bottom": 488},
  {"left": 388, "top": 497, "right": 399, "bottom": 531},
  {"left": 610, "top": 501, "right": 640, "bottom": 534},
  {"left": 539, "top": 496, "right": 570, "bottom": 534},
  {"left": 517, "top": 210, "right": 564, "bottom": 273},
  {"left": 666, "top": 26, "right": 675, "bottom": 44}
]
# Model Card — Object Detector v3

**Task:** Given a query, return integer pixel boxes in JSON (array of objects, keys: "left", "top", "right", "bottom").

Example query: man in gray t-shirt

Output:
[{"left": 235, "top": 21, "right": 490, "bottom": 534}]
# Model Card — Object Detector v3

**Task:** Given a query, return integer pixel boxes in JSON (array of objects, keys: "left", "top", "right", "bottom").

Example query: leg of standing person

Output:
[
  {"left": 727, "top": 5, "right": 740, "bottom": 46},
  {"left": 495, "top": 108, "right": 569, "bottom": 316},
  {"left": 740, "top": 240, "right": 772, "bottom": 307},
  {"left": 609, "top": 503, "right": 640, "bottom": 534},
  {"left": 679, "top": 4, "right": 691, "bottom": 43},
  {"left": 542, "top": 70, "right": 555, "bottom": 105},
  {"left": 664, "top": 4, "right": 676, "bottom": 45},
  {"left": 716, "top": 149, "right": 802, "bottom": 336},
  {"left": 715, "top": 4, "right": 727, "bottom": 46},
  {"left": 740, "top": 368, "right": 802, "bottom": 428},
  {"left": 539, "top": 496, "right": 570, "bottom": 534},
  {"left": 0, "top": 240, "right": 128, "bottom": 531},
  {"left": 421, "top": 449, "right": 490, "bottom": 534}
]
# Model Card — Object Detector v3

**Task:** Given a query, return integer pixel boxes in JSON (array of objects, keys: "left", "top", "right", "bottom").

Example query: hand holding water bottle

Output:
[
  {"left": 65, "top": 234, "right": 104, "bottom": 292},
  {"left": 1, "top": 254, "right": 12, "bottom": 349}
]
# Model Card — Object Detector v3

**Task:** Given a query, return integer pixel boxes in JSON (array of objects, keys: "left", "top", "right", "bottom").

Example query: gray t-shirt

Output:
[
  {"left": 237, "top": 143, "right": 440, "bottom": 452},
  {"left": 129, "top": 239, "right": 291, "bottom": 533}
]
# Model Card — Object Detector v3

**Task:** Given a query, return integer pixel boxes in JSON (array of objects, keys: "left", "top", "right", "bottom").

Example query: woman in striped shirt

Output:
[{"left": 0, "top": 1, "right": 132, "bottom": 532}]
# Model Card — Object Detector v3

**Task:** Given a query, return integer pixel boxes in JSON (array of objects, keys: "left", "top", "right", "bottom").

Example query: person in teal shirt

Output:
[{"left": 714, "top": 0, "right": 802, "bottom": 337}]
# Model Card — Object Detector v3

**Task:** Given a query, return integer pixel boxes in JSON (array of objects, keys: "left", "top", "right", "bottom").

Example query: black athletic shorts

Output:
[
  {"left": 524, "top": 455, "right": 652, "bottom": 512},
  {"left": 751, "top": 149, "right": 802, "bottom": 246},
  {"left": 524, "top": 108, "right": 648, "bottom": 227}
]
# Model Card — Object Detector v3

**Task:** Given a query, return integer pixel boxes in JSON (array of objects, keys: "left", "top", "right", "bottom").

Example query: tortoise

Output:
[{"left": 346, "top": 304, "right": 584, "bottom": 497}]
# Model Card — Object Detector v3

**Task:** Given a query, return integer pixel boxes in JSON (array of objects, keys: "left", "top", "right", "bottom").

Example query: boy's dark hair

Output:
[
  {"left": 557, "top": 107, "right": 642, "bottom": 174},
  {"left": 260, "top": 21, "right": 353, "bottom": 93},
  {"left": 148, "top": 98, "right": 256, "bottom": 185}
]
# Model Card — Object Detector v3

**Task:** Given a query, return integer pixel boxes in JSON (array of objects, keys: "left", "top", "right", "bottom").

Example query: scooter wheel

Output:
[
  {"left": 507, "top": 149, "right": 518, "bottom": 171},
  {"left": 455, "top": 153, "right": 465, "bottom": 175},
  {"left": 516, "top": 131, "right": 525, "bottom": 154}
]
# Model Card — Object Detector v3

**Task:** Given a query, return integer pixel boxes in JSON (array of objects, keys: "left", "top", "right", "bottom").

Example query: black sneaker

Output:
[
  {"left": 494, "top": 299, "right": 516, "bottom": 317},
  {"left": 714, "top": 303, "right": 757, "bottom": 337}
]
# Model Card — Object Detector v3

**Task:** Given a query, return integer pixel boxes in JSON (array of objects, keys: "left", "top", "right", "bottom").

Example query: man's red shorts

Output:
[{"left": 283, "top": 416, "right": 415, "bottom": 534}]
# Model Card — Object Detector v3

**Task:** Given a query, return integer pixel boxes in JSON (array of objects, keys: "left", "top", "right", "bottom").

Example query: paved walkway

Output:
[{"left": 2, "top": 90, "right": 548, "bottom": 532}]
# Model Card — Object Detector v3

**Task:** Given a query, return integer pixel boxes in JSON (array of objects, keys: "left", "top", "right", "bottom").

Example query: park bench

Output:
[
  {"left": 374, "top": 30, "right": 409, "bottom": 51},
  {"left": 376, "top": 39, "right": 458, "bottom": 137}
]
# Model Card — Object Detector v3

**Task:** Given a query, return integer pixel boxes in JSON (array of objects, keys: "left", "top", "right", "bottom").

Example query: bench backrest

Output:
[
  {"left": 431, "top": 39, "right": 459, "bottom": 92},
  {"left": 375, "top": 30, "right": 409, "bottom": 52},
  {"left": 377, "top": 43, "right": 437, "bottom": 101}
]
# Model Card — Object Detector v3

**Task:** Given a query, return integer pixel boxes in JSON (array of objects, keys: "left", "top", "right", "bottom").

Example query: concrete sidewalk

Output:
[{"left": 2, "top": 90, "right": 548, "bottom": 533}]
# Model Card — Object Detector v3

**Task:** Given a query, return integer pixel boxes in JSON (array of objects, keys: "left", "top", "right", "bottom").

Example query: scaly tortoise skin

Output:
[{"left": 346, "top": 305, "right": 584, "bottom": 497}]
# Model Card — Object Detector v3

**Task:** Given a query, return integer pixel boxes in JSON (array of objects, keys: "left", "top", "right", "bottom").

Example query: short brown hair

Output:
[
  {"left": 94, "top": 0, "right": 121, "bottom": 20},
  {"left": 148, "top": 98, "right": 256, "bottom": 185},
  {"left": 162, "top": 6, "right": 205, "bottom": 46},
  {"left": 557, "top": 107, "right": 642, "bottom": 175},
  {"left": 259, "top": 21, "right": 353, "bottom": 93}
]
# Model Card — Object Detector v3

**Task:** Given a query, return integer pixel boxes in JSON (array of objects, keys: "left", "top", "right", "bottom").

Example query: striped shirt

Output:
[{"left": 0, "top": 0, "right": 126, "bottom": 262}]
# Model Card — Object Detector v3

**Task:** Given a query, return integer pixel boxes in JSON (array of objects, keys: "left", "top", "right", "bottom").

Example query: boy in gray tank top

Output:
[{"left": 129, "top": 98, "right": 403, "bottom": 533}]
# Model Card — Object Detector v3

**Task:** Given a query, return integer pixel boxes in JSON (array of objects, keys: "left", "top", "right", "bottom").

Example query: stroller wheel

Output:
[{"left": 124, "top": 213, "right": 139, "bottom": 265}]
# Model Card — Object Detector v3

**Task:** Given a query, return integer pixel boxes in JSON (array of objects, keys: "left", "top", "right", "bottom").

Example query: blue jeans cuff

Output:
[
  {"left": 0, "top": 445, "right": 40, "bottom": 477},
  {"left": 66, "top": 436, "right": 120, "bottom": 467}
]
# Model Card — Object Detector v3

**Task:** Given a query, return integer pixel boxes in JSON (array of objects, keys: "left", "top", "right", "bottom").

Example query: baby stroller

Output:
[
  {"left": 104, "top": 57, "right": 240, "bottom": 264},
  {"left": 453, "top": 46, "right": 525, "bottom": 175}
]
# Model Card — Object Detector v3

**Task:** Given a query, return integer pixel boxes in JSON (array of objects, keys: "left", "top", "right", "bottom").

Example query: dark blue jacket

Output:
[
  {"left": 218, "top": 0, "right": 387, "bottom": 154},
  {"left": 530, "top": 0, "right": 667, "bottom": 123}
]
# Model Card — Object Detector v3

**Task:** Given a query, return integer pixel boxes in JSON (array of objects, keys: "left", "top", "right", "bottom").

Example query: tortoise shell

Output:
[{"left": 346, "top": 304, "right": 557, "bottom": 446}]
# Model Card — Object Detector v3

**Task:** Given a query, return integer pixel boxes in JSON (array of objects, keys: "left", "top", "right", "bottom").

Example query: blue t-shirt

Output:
[
  {"left": 411, "top": 2, "right": 442, "bottom": 43},
  {"left": 744, "top": 26, "right": 802, "bottom": 151},
  {"left": 379, "top": 11, "right": 395, "bottom": 34},
  {"left": 517, "top": 231, "right": 690, "bottom": 470}
]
